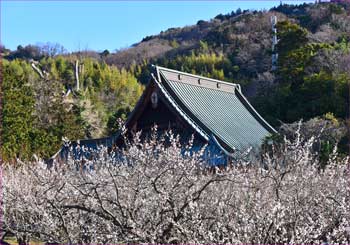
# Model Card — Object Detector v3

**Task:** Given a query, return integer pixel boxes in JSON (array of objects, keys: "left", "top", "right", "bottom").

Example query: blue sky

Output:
[{"left": 2, "top": 1, "right": 314, "bottom": 52}]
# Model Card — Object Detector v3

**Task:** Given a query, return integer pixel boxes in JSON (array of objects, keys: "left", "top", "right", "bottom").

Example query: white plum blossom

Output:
[{"left": 1, "top": 130, "right": 349, "bottom": 244}]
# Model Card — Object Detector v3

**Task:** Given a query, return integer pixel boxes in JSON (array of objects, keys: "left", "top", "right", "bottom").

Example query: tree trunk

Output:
[
  {"left": 31, "top": 63, "right": 44, "bottom": 78},
  {"left": 17, "top": 235, "right": 29, "bottom": 245}
]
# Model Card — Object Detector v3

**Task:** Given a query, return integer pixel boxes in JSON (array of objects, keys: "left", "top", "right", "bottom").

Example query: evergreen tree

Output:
[{"left": 1, "top": 60, "right": 37, "bottom": 160}]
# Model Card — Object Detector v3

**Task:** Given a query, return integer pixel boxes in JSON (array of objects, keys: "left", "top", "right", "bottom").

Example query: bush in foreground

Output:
[{"left": 1, "top": 131, "right": 350, "bottom": 244}]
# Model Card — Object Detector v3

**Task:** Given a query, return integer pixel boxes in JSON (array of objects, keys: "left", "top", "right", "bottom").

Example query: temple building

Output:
[{"left": 56, "top": 66, "right": 276, "bottom": 165}]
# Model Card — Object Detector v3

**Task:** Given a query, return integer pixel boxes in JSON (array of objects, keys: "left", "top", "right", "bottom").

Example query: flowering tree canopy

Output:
[{"left": 1, "top": 130, "right": 350, "bottom": 244}]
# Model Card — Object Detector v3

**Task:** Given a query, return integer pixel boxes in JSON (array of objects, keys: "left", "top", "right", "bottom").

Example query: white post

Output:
[{"left": 75, "top": 60, "right": 80, "bottom": 91}]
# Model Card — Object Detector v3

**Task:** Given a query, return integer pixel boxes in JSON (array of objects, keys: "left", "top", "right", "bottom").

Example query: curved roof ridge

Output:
[{"left": 156, "top": 65, "right": 241, "bottom": 93}]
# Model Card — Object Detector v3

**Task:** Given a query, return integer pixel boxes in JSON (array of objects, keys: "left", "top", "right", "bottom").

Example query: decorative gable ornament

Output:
[{"left": 151, "top": 91, "right": 158, "bottom": 108}]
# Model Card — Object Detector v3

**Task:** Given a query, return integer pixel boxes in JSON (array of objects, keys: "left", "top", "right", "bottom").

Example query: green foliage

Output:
[
  {"left": 299, "top": 72, "right": 346, "bottom": 118},
  {"left": 79, "top": 60, "right": 142, "bottom": 132},
  {"left": 261, "top": 133, "right": 285, "bottom": 155},
  {"left": 319, "top": 140, "right": 334, "bottom": 168},
  {"left": 329, "top": 3, "right": 344, "bottom": 14},
  {"left": 169, "top": 40, "right": 180, "bottom": 48},
  {"left": 106, "top": 106, "right": 132, "bottom": 134},
  {"left": 1, "top": 56, "right": 143, "bottom": 161},
  {"left": 276, "top": 20, "right": 309, "bottom": 59},
  {"left": 323, "top": 112, "right": 339, "bottom": 126},
  {"left": 6, "top": 44, "right": 43, "bottom": 60},
  {"left": 255, "top": 17, "right": 349, "bottom": 127},
  {"left": 161, "top": 51, "right": 235, "bottom": 83},
  {"left": 1, "top": 60, "right": 39, "bottom": 160},
  {"left": 256, "top": 70, "right": 348, "bottom": 125},
  {"left": 100, "top": 49, "right": 110, "bottom": 58},
  {"left": 338, "top": 134, "right": 349, "bottom": 155},
  {"left": 50, "top": 104, "right": 85, "bottom": 141},
  {"left": 278, "top": 43, "right": 332, "bottom": 90},
  {"left": 199, "top": 40, "right": 209, "bottom": 54}
]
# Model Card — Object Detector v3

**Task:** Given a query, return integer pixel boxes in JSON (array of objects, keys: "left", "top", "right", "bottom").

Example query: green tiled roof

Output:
[{"left": 156, "top": 66, "right": 276, "bottom": 154}]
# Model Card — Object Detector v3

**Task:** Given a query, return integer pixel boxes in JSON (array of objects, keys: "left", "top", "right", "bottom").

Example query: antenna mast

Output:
[{"left": 271, "top": 15, "right": 278, "bottom": 71}]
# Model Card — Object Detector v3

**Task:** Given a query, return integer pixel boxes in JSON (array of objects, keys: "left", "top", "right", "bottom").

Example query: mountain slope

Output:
[{"left": 105, "top": 2, "right": 350, "bottom": 96}]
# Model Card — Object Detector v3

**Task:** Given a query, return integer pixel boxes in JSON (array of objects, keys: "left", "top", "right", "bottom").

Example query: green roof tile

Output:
[{"left": 156, "top": 66, "right": 276, "bottom": 154}]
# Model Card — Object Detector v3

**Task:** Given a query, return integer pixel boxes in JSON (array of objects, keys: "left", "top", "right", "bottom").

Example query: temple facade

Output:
[{"left": 55, "top": 65, "right": 276, "bottom": 165}]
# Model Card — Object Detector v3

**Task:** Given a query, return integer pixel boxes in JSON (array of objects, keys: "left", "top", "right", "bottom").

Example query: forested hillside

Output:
[{"left": 1, "top": 1, "right": 350, "bottom": 161}]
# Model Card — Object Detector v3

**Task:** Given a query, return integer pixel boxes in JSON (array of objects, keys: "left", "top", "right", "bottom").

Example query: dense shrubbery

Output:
[{"left": 1, "top": 131, "right": 349, "bottom": 244}]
